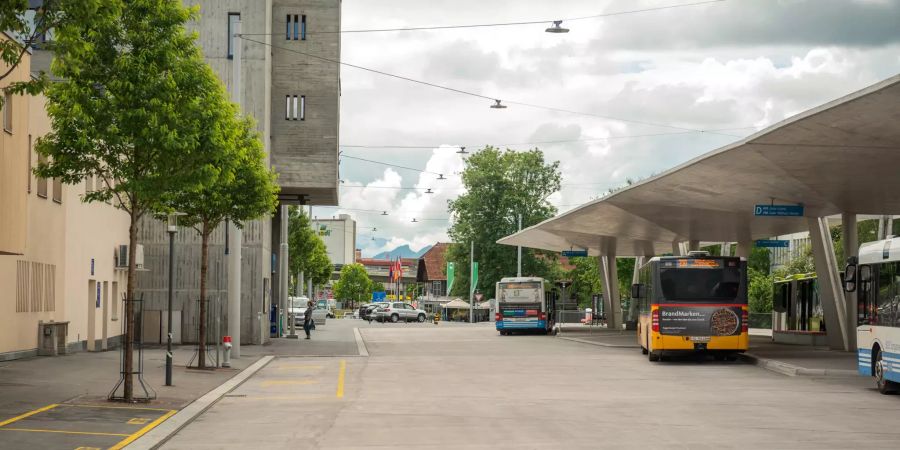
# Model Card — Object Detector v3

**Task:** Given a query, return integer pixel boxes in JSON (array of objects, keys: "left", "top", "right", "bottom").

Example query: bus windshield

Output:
[
  {"left": 659, "top": 261, "right": 741, "bottom": 302},
  {"left": 499, "top": 282, "right": 541, "bottom": 303}
]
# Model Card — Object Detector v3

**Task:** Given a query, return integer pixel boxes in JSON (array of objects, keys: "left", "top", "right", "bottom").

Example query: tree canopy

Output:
[
  {"left": 446, "top": 147, "right": 562, "bottom": 296},
  {"left": 288, "top": 207, "right": 333, "bottom": 291},
  {"left": 332, "top": 263, "right": 374, "bottom": 309}
]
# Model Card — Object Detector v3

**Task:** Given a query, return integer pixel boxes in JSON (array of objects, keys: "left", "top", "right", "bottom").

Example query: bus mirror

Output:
[
  {"left": 631, "top": 283, "right": 643, "bottom": 299},
  {"left": 843, "top": 258, "right": 857, "bottom": 292}
]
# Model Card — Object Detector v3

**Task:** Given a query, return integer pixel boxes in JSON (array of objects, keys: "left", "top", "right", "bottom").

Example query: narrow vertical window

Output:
[
  {"left": 52, "top": 176, "right": 62, "bottom": 203},
  {"left": 37, "top": 154, "right": 48, "bottom": 198},
  {"left": 27, "top": 134, "right": 32, "bottom": 193},
  {"left": 227, "top": 13, "right": 240, "bottom": 59},
  {"left": 286, "top": 14, "right": 291, "bottom": 40},
  {"left": 301, "top": 15, "right": 307, "bottom": 40},
  {"left": 292, "top": 95, "right": 298, "bottom": 120},
  {"left": 3, "top": 92, "right": 11, "bottom": 132},
  {"left": 285, "top": 95, "right": 291, "bottom": 120},
  {"left": 293, "top": 15, "right": 299, "bottom": 40},
  {"left": 300, "top": 95, "right": 305, "bottom": 121}
]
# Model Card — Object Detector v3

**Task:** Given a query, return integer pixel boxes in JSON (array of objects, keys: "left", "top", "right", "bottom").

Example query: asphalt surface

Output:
[{"left": 161, "top": 320, "right": 900, "bottom": 449}]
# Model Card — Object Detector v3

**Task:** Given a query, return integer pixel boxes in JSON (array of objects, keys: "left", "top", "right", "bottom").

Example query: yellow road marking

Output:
[
  {"left": 109, "top": 409, "right": 177, "bottom": 450},
  {"left": 75, "top": 447, "right": 102, "bottom": 450},
  {"left": 127, "top": 418, "right": 151, "bottom": 425},
  {"left": 0, "top": 427, "right": 130, "bottom": 437},
  {"left": 261, "top": 379, "right": 318, "bottom": 387},
  {"left": 61, "top": 403, "right": 172, "bottom": 412},
  {"left": 336, "top": 360, "right": 346, "bottom": 399},
  {"left": 0, "top": 404, "right": 58, "bottom": 428}
]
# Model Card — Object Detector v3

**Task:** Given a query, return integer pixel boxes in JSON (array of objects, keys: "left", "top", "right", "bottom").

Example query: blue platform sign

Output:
[
  {"left": 755, "top": 240, "right": 790, "bottom": 248},
  {"left": 754, "top": 205, "right": 804, "bottom": 217},
  {"left": 372, "top": 291, "right": 387, "bottom": 302},
  {"left": 561, "top": 250, "right": 588, "bottom": 258}
]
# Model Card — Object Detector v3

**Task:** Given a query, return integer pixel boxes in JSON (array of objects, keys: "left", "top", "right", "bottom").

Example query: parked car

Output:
[
  {"left": 374, "top": 302, "right": 427, "bottom": 323},
  {"left": 362, "top": 303, "right": 388, "bottom": 321},
  {"left": 289, "top": 296, "right": 327, "bottom": 327}
]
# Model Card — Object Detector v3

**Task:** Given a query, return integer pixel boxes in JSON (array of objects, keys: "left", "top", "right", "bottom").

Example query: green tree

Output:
[
  {"left": 333, "top": 264, "right": 375, "bottom": 309},
  {"left": 170, "top": 104, "right": 278, "bottom": 368},
  {"left": 288, "top": 207, "right": 333, "bottom": 294},
  {"left": 748, "top": 269, "right": 774, "bottom": 313},
  {"left": 446, "top": 147, "right": 562, "bottom": 296},
  {"left": 569, "top": 257, "right": 602, "bottom": 308},
  {"left": 749, "top": 247, "right": 771, "bottom": 275},
  {"left": 35, "top": 0, "right": 222, "bottom": 400}
]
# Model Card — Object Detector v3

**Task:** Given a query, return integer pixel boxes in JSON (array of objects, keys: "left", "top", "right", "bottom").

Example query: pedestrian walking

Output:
[{"left": 304, "top": 300, "right": 314, "bottom": 339}]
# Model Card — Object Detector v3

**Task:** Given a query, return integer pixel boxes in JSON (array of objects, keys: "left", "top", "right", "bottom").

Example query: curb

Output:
[
  {"left": 740, "top": 353, "right": 858, "bottom": 378},
  {"left": 126, "top": 355, "right": 275, "bottom": 450},
  {"left": 354, "top": 328, "right": 369, "bottom": 357},
  {"left": 558, "top": 336, "right": 641, "bottom": 349}
]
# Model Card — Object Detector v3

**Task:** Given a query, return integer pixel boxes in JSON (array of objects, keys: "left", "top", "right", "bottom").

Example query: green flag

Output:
[
  {"left": 471, "top": 262, "right": 478, "bottom": 296},
  {"left": 446, "top": 262, "right": 455, "bottom": 295}
]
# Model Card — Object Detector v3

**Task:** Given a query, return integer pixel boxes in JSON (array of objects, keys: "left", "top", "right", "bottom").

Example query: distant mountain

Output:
[{"left": 372, "top": 244, "right": 432, "bottom": 260}]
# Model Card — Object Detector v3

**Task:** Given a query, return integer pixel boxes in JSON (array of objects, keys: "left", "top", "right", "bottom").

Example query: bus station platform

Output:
[{"left": 742, "top": 335, "right": 858, "bottom": 377}]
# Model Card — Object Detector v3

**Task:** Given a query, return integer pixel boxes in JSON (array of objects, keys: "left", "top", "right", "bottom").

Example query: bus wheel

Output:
[
  {"left": 874, "top": 350, "right": 898, "bottom": 394},
  {"left": 648, "top": 351, "right": 660, "bottom": 362}
]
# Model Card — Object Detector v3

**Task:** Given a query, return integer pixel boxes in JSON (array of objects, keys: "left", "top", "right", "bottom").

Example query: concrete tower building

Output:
[{"left": 134, "top": 0, "right": 341, "bottom": 346}]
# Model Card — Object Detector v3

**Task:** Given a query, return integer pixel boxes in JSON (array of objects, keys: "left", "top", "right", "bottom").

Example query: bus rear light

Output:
[
  {"left": 651, "top": 309, "right": 659, "bottom": 332},
  {"left": 538, "top": 312, "right": 546, "bottom": 321},
  {"left": 495, "top": 313, "right": 501, "bottom": 322},
  {"left": 741, "top": 310, "right": 748, "bottom": 333}
]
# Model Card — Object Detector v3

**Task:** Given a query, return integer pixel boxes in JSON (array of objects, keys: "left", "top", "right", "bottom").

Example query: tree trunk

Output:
[
  {"left": 124, "top": 208, "right": 137, "bottom": 401},
  {"left": 198, "top": 221, "right": 210, "bottom": 369}
]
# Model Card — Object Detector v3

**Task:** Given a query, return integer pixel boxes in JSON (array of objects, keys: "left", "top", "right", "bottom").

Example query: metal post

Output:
[
  {"left": 282, "top": 205, "right": 296, "bottom": 339},
  {"left": 165, "top": 227, "right": 175, "bottom": 386},
  {"left": 517, "top": 213, "right": 522, "bottom": 277},
  {"left": 227, "top": 19, "right": 243, "bottom": 358},
  {"left": 469, "top": 240, "right": 474, "bottom": 324}
]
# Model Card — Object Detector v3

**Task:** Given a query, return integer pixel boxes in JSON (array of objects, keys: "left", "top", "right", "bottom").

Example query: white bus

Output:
[
  {"left": 495, "top": 277, "right": 556, "bottom": 335},
  {"left": 845, "top": 238, "right": 900, "bottom": 394}
]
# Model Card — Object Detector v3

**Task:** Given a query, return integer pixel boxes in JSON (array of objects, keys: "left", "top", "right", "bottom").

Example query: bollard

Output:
[{"left": 222, "top": 335, "right": 233, "bottom": 368}]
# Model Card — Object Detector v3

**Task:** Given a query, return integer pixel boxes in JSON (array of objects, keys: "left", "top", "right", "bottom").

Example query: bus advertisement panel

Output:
[{"left": 635, "top": 255, "right": 748, "bottom": 361}]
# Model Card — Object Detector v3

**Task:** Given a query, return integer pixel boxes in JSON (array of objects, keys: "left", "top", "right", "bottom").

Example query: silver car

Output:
[{"left": 376, "top": 302, "right": 427, "bottom": 323}]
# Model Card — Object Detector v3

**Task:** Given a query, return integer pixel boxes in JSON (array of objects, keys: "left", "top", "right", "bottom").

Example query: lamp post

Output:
[{"left": 165, "top": 212, "right": 185, "bottom": 387}]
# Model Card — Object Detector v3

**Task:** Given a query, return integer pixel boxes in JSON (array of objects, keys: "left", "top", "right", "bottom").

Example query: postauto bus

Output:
[
  {"left": 495, "top": 277, "right": 556, "bottom": 335},
  {"left": 632, "top": 252, "right": 748, "bottom": 361},
  {"left": 844, "top": 238, "right": 900, "bottom": 394}
]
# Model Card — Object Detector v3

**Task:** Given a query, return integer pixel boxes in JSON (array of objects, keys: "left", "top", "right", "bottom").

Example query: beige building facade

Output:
[{"left": 0, "top": 33, "right": 130, "bottom": 360}]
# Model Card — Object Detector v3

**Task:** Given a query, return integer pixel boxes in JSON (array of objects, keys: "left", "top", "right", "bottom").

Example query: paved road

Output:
[{"left": 162, "top": 321, "right": 900, "bottom": 449}]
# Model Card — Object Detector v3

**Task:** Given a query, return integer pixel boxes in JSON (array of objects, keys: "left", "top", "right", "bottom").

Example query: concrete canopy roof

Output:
[{"left": 499, "top": 74, "right": 900, "bottom": 257}]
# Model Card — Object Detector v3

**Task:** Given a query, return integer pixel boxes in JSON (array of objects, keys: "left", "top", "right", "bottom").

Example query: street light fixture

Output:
[
  {"left": 381, "top": 211, "right": 389, "bottom": 216},
  {"left": 490, "top": 99, "right": 507, "bottom": 109},
  {"left": 437, "top": 174, "right": 447, "bottom": 180},
  {"left": 545, "top": 20, "right": 570, "bottom": 33},
  {"left": 456, "top": 146, "right": 468, "bottom": 155},
  {"left": 165, "top": 211, "right": 186, "bottom": 387},
  {"left": 425, "top": 188, "right": 434, "bottom": 194},
  {"left": 411, "top": 218, "right": 418, "bottom": 223}
]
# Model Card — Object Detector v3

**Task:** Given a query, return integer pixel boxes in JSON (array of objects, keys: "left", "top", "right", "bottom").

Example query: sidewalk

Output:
[{"left": 743, "top": 335, "right": 858, "bottom": 377}]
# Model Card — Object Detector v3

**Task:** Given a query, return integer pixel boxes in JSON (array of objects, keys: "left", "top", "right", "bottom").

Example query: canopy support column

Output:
[
  {"left": 599, "top": 240, "right": 621, "bottom": 330},
  {"left": 688, "top": 240, "right": 700, "bottom": 252},
  {"left": 842, "top": 213, "right": 858, "bottom": 351},
  {"left": 736, "top": 241, "right": 752, "bottom": 259},
  {"left": 808, "top": 217, "right": 849, "bottom": 351}
]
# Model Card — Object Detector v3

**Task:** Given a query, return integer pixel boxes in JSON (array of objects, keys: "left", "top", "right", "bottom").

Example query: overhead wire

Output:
[{"left": 240, "top": 1, "right": 727, "bottom": 35}]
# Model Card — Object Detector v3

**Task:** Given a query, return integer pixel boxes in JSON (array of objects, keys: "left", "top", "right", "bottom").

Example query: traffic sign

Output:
[
  {"left": 561, "top": 250, "right": 588, "bottom": 257},
  {"left": 475, "top": 293, "right": 484, "bottom": 302},
  {"left": 755, "top": 239, "right": 790, "bottom": 248},
  {"left": 754, "top": 205, "right": 804, "bottom": 217}
]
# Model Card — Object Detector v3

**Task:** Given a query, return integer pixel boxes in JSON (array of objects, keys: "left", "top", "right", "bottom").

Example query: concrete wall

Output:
[{"left": 270, "top": 0, "right": 341, "bottom": 205}]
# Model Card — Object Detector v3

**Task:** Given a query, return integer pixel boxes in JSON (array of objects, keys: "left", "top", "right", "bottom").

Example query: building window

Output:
[
  {"left": 85, "top": 175, "right": 93, "bottom": 195},
  {"left": 3, "top": 92, "right": 11, "bottom": 133},
  {"left": 27, "top": 134, "right": 32, "bottom": 193},
  {"left": 37, "top": 154, "right": 48, "bottom": 198},
  {"left": 227, "top": 13, "right": 240, "bottom": 59},
  {"left": 52, "top": 178, "right": 62, "bottom": 203},
  {"left": 301, "top": 15, "right": 307, "bottom": 40},
  {"left": 300, "top": 95, "right": 305, "bottom": 121},
  {"left": 16, "top": 261, "right": 56, "bottom": 313}
]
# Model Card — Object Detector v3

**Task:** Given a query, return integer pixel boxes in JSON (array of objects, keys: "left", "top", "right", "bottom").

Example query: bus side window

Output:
[{"left": 876, "top": 263, "right": 894, "bottom": 327}]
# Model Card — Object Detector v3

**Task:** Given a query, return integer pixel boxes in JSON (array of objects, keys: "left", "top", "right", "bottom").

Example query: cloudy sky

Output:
[{"left": 310, "top": 0, "right": 900, "bottom": 257}]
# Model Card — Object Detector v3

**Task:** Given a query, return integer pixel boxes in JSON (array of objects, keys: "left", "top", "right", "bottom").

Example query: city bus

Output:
[
  {"left": 844, "top": 238, "right": 900, "bottom": 394},
  {"left": 495, "top": 277, "right": 556, "bottom": 335},
  {"left": 632, "top": 252, "right": 748, "bottom": 361}
]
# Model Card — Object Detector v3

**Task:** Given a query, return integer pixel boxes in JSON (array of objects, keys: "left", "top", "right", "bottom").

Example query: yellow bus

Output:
[{"left": 632, "top": 252, "right": 748, "bottom": 361}]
